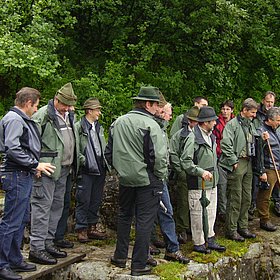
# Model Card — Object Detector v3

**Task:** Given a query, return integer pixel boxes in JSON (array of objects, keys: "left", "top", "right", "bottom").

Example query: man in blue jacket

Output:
[{"left": 0, "top": 87, "right": 55, "bottom": 280}]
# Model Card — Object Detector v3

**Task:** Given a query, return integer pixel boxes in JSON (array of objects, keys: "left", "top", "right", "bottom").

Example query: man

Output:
[
  {"left": 213, "top": 100, "right": 234, "bottom": 221},
  {"left": 29, "top": 83, "right": 79, "bottom": 265},
  {"left": 0, "top": 88, "right": 55, "bottom": 280},
  {"left": 54, "top": 106, "right": 76, "bottom": 249},
  {"left": 256, "top": 107, "right": 280, "bottom": 231},
  {"left": 106, "top": 86, "right": 168, "bottom": 276},
  {"left": 220, "top": 98, "right": 259, "bottom": 242},
  {"left": 75, "top": 98, "right": 108, "bottom": 242},
  {"left": 251, "top": 91, "right": 276, "bottom": 217},
  {"left": 151, "top": 102, "right": 189, "bottom": 264},
  {"left": 170, "top": 96, "right": 208, "bottom": 137},
  {"left": 169, "top": 106, "right": 200, "bottom": 243},
  {"left": 180, "top": 106, "right": 225, "bottom": 254}
]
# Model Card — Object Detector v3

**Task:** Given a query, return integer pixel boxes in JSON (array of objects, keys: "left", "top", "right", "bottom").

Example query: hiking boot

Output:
[
  {"left": 207, "top": 237, "right": 226, "bottom": 252},
  {"left": 147, "top": 256, "right": 157, "bottom": 267},
  {"left": 152, "top": 239, "right": 165, "bottom": 248},
  {"left": 177, "top": 232, "right": 188, "bottom": 244},
  {"left": 29, "top": 250, "right": 57, "bottom": 265},
  {"left": 45, "top": 244, "right": 67, "bottom": 258},
  {"left": 131, "top": 266, "right": 151, "bottom": 276},
  {"left": 77, "top": 228, "right": 91, "bottom": 243},
  {"left": 149, "top": 245, "right": 161, "bottom": 255},
  {"left": 193, "top": 244, "right": 211, "bottom": 254},
  {"left": 88, "top": 224, "right": 107, "bottom": 240},
  {"left": 238, "top": 229, "right": 256, "bottom": 239},
  {"left": 164, "top": 250, "right": 190, "bottom": 263},
  {"left": 110, "top": 256, "right": 127, "bottom": 268},
  {"left": 226, "top": 231, "right": 245, "bottom": 242},
  {"left": 260, "top": 221, "right": 277, "bottom": 232},
  {"left": 54, "top": 239, "right": 74, "bottom": 249}
]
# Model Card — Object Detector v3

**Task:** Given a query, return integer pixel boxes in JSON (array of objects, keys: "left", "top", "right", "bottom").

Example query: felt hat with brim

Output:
[
  {"left": 186, "top": 106, "right": 200, "bottom": 121},
  {"left": 83, "top": 98, "right": 102, "bottom": 110},
  {"left": 55, "top": 83, "right": 77, "bottom": 106},
  {"left": 197, "top": 106, "right": 218, "bottom": 122},
  {"left": 132, "top": 86, "right": 160, "bottom": 102}
]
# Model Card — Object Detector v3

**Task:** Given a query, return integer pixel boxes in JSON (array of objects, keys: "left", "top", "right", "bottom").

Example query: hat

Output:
[
  {"left": 132, "top": 86, "right": 160, "bottom": 102},
  {"left": 186, "top": 106, "right": 200, "bottom": 121},
  {"left": 55, "top": 83, "right": 77, "bottom": 106},
  {"left": 159, "top": 92, "right": 167, "bottom": 108},
  {"left": 197, "top": 106, "right": 218, "bottom": 122},
  {"left": 83, "top": 98, "right": 101, "bottom": 110}
]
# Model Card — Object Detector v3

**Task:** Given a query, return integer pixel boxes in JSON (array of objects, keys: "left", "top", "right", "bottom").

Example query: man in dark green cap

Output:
[
  {"left": 105, "top": 86, "right": 168, "bottom": 276},
  {"left": 29, "top": 83, "right": 79, "bottom": 265}
]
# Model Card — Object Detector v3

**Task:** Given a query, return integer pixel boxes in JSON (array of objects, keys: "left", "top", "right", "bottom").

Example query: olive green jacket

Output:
[
  {"left": 106, "top": 108, "right": 168, "bottom": 187},
  {"left": 32, "top": 100, "right": 79, "bottom": 180},
  {"left": 219, "top": 115, "right": 257, "bottom": 172},
  {"left": 180, "top": 125, "right": 219, "bottom": 190}
]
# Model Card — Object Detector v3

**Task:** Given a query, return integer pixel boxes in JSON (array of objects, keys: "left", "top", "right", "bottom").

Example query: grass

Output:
[{"left": 153, "top": 262, "right": 187, "bottom": 280}]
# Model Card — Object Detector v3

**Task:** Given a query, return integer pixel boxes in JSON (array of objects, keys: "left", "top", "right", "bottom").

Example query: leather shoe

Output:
[
  {"left": 164, "top": 250, "right": 190, "bottom": 263},
  {"left": 131, "top": 266, "right": 151, "bottom": 276},
  {"left": 147, "top": 256, "right": 157, "bottom": 267},
  {"left": 0, "top": 267, "right": 22, "bottom": 280},
  {"left": 10, "top": 261, "right": 36, "bottom": 272},
  {"left": 193, "top": 244, "right": 211, "bottom": 254},
  {"left": 177, "top": 232, "right": 188, "bottom": 244},
  {"left": 152, "top": 239, "right": 165, "bottom": 248},
  {"left": 149, "top": 245, "right": 160, "bottom": 255},
  {"left": 54, "top": 239, "right": 74, "bottom": 249},
  {"left": 238, "top": 229, "right": 256, "bottom": 239},
  {"left": 110, "top": 256, "right": 126, "bottom": 268},
  {"left": 260, "top": 221, "right": 277, "bottom": 232},
  {"left": 207, "top": 237, "right": 226, "bottom": 252},
  {"left": 226, "top": 231, "right": 245, "bottom": 242},
  {"left": 46, "top": 244, "right": 67, "bottom": 258},
  {"left": 29, "top": 250, "right": 57, "bottom": 265}
]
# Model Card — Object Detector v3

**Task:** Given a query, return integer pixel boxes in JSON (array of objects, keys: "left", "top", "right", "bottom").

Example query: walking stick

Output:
[{"left": 267, "top": 138, "right": 280, "bottom": 184}]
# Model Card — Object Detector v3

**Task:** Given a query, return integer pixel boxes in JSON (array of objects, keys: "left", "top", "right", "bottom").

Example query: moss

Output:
[
  {"left": 153, "top": 262, "right": 187, "bottom": 280},
  {"left": 180, "top": 236, "right": 262, "bottom": 264}
]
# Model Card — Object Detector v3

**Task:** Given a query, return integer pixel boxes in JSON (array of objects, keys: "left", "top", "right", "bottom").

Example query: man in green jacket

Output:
[
  {"left": 169, "top": 106, "right": 200, "bottom": 243},
  {"left": 106, "top": 86, "right": 168, "bottom": 276},
  {"left": 180, "top": 106, "right": 225, "bottom": 254},
  {"left": 29, "top": 83, "right": 79, "bottom": 265},
  {"left": 219, "top": 98, "right": 259, "bottom": 242},
  {"left": 74, "top": 98, "right": 108, "bottom": 242}
]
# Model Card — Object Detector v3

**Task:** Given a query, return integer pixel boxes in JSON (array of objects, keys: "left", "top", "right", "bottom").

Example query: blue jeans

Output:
[
  {"left": 0, "top": 170, "right": 33, "bottom": 269},
  {"left": 158, "top": 183, "right": 179, "bottom": 253}
]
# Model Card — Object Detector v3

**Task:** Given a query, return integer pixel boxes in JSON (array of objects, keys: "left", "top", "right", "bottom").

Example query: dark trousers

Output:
[
  {"left": 55, "top": 173, "right": 72, "bottom": 241},
  {"left": 0, "top": 171, "right": 33, "bottom": 269},
  {"left": 114, "top": 180, "right": 163, "bottom": 269},
  {"left": 75, "top": 169, "right": 106, "bottom": 230}
]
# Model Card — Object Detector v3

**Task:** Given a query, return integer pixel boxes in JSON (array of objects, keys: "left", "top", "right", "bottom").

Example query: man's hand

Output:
[
  {"left": 262, "top": 131, "right": 270, "bottom": 141},
  {"left": 202, "top": 171, "right": 213, "bottom": 181},
  {"left": 36, "top": 163, "right": 56, "bottom": 176},
  {"left": 259, "top": 173, "right": 268, "bottom": 182},
  {"left": 233, "top": 163, "right": 238, "bottom": 171}
]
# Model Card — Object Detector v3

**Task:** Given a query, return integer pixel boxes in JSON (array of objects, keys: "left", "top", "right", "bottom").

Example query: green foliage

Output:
[{"left": 0, "top": 0, "right": 280, "bottom": 127}]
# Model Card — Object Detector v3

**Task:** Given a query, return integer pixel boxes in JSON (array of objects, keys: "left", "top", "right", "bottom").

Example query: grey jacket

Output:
[{"left": 0, "top": 107, "right": 41, "bottom": 172}]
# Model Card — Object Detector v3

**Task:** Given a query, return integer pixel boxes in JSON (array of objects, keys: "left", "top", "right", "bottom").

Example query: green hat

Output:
[
  {"left": 197, "top": 106, "right": 218, "bottom": 122},
  {"left": 83, "top": 98, "right": 102, "bottom": 110},
  {"left": 186, "top": 106, "right": 200, "bottom": 121},
  {"left": 132, "top": 86, "right": 160, "bottom": 102},
  {"left": 55, "top": 83, "right": 77, "bottom": 106}
]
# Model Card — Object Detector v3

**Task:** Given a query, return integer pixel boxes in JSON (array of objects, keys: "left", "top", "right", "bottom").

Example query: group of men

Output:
[
  {"left": 0, "top": 84, "right": 108, "bottom": 280},
  {"left": 0, "top": 84, "right": 279, "bottom": 279}
]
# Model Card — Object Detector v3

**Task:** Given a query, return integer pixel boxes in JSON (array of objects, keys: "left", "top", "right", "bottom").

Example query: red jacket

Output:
[{"left": 213, "top": 113, "right": 234, "bottom": 158}]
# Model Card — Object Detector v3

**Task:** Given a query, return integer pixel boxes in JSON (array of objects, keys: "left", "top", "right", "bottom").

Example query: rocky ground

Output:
[{"left": 18, "top": 210, "right": 280, "bottom": 280}]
